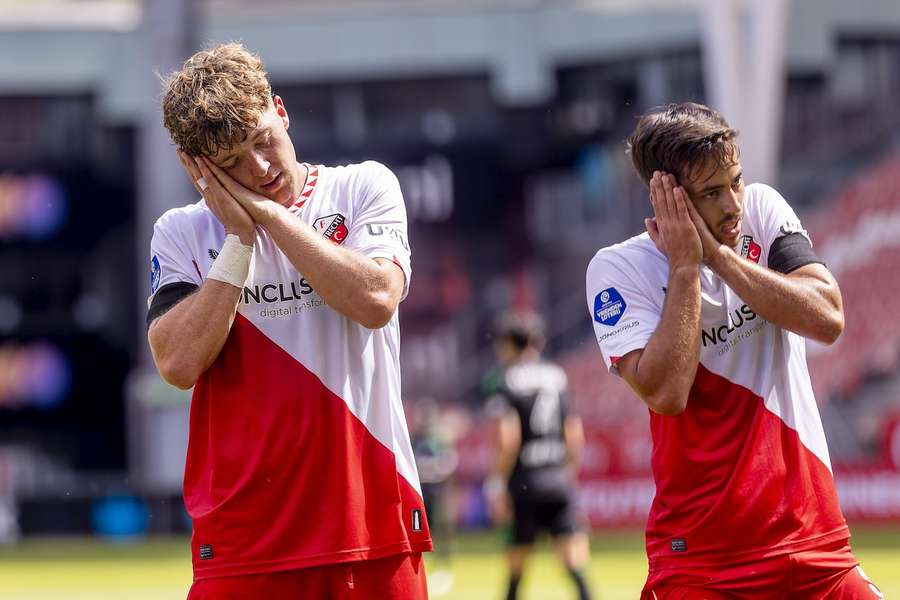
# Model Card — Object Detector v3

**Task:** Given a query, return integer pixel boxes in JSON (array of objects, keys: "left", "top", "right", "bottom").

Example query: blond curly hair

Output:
[{"left": 162, "top": 42, "right": 272, "bottom": 157}]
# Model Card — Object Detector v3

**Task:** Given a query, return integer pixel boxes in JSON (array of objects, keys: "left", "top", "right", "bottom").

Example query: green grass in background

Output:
[{"left": 0, "top": 527, "right": 896, "bottom": 600}]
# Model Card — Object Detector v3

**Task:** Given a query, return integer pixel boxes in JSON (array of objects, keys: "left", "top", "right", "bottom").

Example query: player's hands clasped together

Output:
[
  {"left": 194, "top": 157, "right": 280, "bottom": 225},
  {"left": 177, "top": 149, "right": 256, "bottom": 245},
  {"left": 645, "top": 171, "right": 702, "bottom": 269}
]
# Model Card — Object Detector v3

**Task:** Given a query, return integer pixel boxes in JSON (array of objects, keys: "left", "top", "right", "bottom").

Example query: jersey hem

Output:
[
  {"left": 647, "top": 525, "right": 849, "bottom": 571},
  {"left": 191, "top": 539, "right": 433, "bottom": 581}
]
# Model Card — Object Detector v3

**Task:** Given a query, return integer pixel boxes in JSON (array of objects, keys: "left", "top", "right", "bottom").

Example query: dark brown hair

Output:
[
  {"left": 493, "top": 311, "right": 545, "bottom": 351},
  {"left": 627, "top": 102, "right": 739, "bottom": 186},
  {"left": 162, "top": 42, "right": 272, "bottom": 157}
]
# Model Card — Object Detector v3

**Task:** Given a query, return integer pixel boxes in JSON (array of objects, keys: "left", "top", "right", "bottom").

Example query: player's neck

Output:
[
  {"left": 510, "top": 350, "right": 541, "bottom": 367},
  {"left": 291, "top": 161, "right": 309, "bottom": 203}
]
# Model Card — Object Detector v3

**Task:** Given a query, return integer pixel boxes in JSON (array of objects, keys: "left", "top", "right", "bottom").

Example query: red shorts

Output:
[
  {"left": 641, "top": 541, "right": 884, "bottom": 599},
  {"left": 187, "top": 552, "right": 428, "bottom": 600}
]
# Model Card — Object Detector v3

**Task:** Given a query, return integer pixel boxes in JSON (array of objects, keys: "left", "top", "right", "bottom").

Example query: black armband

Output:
[
  {"left": 767, "top": 232, "right": 824, "bottom": 274},
  {"left": 147, "top": 281, "right": 199, "bottom": 329}
]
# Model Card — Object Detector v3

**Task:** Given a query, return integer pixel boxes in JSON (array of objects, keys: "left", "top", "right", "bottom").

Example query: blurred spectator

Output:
[{"left": 411, "top": 398, "right": 461, "bottom": 595}]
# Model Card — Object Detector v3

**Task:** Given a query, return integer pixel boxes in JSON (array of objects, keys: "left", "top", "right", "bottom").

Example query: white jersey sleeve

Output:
[
  {"left": 345, "top": 161, "right": 413, "bottom": 299},
  {"left": 585, "top": 247, "right": 662, "bottom": 372},
  {"left": 148, "top": 210, "right": 202, "bottom": 307},
  {"left": 748, "top": 183, "right": 811, "bottom": 251}
]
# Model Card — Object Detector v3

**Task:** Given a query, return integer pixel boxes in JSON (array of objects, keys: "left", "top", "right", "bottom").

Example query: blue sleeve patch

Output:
[
  {"left": 593, "top": 287, "right": 626, "bottom": 326},
  {"left": 150, "top": 255, "right": 161, "bottom": 294}
]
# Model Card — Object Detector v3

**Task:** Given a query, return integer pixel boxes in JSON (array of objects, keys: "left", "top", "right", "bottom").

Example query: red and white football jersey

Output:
[
  {"left": 585, "top": 183, "right": 848, "bottom": 570},
  {"left": 149, "top": 161, "right": 432, "bottom": 580}
]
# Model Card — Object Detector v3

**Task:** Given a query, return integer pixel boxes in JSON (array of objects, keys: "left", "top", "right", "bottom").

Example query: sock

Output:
[
  {"left": 568, "top": 567, "right": 591, "bottom": 600},
  {"left": 506, "top": 573, "right": 521, "bottom": 600}
]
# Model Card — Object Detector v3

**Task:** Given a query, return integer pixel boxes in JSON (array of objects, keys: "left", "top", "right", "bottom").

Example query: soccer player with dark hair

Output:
[
  {"left": 147, "top": 43, "right": 430, "bottom": 598},
  {"left": 586, "top": 102, "right": 883, "bottom": 598},
  {"left": 483, "top": 311, "right": 593, "bottom": 600}
]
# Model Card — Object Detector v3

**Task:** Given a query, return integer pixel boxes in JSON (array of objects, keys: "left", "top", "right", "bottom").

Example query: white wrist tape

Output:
[{"left": 207, "top": 234, "right": 253, "bottom": 289}]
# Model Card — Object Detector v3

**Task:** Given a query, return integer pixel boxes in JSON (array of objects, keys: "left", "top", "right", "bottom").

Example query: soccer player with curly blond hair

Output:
[{"left": 148, "top": 42, "right": 431, "bottom": 599}]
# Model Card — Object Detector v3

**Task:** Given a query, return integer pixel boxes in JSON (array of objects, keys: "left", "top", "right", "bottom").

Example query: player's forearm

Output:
[
  {"left": 492, "top": 447, "right": 519, "bottom": 479},
  {"left": 708, "top": 248, "right": 844, "bottom": 344},
  {"left": 563, "top": 416, "right": 585, "bottom": 474},
  {"left": 633, "top": 266, "right": 701, "bottom": 415},
  {"left": 484, "top": 439, "right": 517, "bottom": 516},
  {"left": 257, "top": 204, "right": 398, "bottom": 328},
  {"left": 490, "top": 415, "right": 521, "bottom": 479},
  {"left": 148, "top": 280, "right": 243, "bottom": 389}
]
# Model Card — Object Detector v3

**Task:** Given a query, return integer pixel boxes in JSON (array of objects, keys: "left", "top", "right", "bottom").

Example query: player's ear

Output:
[{"left": 273, "top": 94, "right": 290, "bottom": 131}]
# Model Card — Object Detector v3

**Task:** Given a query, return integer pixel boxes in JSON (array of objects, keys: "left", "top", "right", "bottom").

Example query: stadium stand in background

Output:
[{"left": 806, "top": 153, "right": 900, "bottom": 402}]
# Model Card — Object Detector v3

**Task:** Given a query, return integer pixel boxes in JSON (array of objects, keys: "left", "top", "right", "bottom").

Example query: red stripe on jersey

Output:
[
  {"left": 293, "top": 164, "right": 320, "bottom": 209},
  {"left": 185, "top": 314, "right": 431, "bottom": 580},
  {"left": 646, "top": 363, "right": 848, "bottom": 571}
]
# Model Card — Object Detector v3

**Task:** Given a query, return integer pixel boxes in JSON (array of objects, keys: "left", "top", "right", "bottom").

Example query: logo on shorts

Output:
[
  {"left": 594, "top": 287, "right": 627, "bottom": 326},
  {"left": 411, "top": 509, "right": 423, "bottom": 532},
  {"left": 739, "top": 235, "right": 761, "bottom": 264},
  {"left": 314, "top": 213, "right": 349, "bottom": 245},
  {"left": 150, "top": 256, "right": 161, "bottom": 294},
  {"left": 208, "top": 248, "right": 218, "bottom": 260},
  {"left": 199, "top": 544, "right": 214, "bottom": 560},
  {"left": 670, "top": 538, "right": 687, "bottom": 553}
]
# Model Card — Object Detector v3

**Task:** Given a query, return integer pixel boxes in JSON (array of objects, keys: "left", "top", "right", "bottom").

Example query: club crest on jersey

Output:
[
  {"left": 150, "top": 255, "right": 161, "bottom": 294},
  {"left": 314, "top": 213, "right": 349, "bottom": 245},
  {"left": 739, "top": 235, "right": 761, "bottom": 264},
  {"left": 594, "top": 287, "right": 626, "bottom": 326}
]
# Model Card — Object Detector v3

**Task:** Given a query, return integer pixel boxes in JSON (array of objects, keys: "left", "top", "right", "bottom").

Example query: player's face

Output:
[
  {"left": 494, "top": 339, "right": 519, "bottom": 367},
  {"left": 682, "top": 160, "right": 745, "bottom": 248},
  {"left": 208, "top": 95, "right": 302, "bottom": 207}
]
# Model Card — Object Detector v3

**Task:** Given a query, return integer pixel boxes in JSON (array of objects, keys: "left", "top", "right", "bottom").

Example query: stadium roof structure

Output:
[
  {"left": 0, "top": 0, "right": 781, "bottom": 31},
  {"left": 0, "top": 0, "right": 138, "bottom": 31}
]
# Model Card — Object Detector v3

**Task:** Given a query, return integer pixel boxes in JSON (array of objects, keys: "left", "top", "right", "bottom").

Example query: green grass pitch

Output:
[{"left": 0, "top": 527, "right": 897, "bottom": 599}]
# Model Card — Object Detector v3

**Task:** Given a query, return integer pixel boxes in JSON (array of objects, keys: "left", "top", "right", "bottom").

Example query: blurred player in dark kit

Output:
[{"left": 483, "top": 311, "right": 593, "bottom": 600}]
